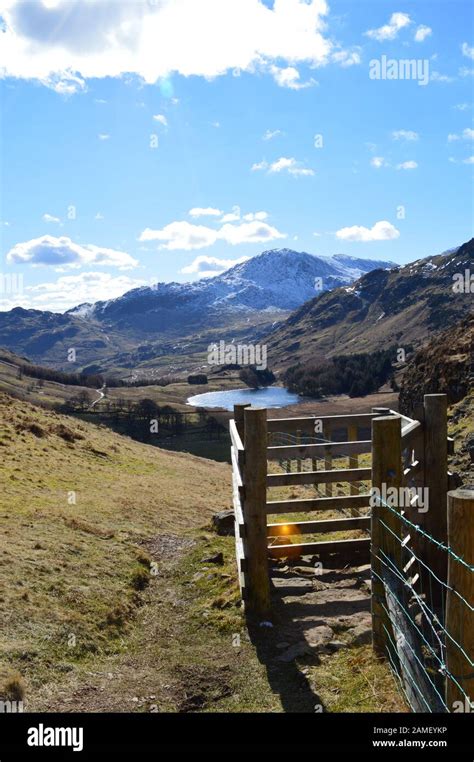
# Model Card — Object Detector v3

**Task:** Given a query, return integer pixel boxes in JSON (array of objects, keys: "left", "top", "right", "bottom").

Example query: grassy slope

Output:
[{"left": 0, "top": 393, "right": 404, "bottom": 712}]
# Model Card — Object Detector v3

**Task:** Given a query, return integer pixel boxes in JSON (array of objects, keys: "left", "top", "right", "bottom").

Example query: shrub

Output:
[{"left": 1, "top": 671, "right": 26, "bottom": 701}]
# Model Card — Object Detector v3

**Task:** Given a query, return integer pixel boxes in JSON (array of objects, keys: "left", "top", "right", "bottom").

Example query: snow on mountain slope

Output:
[{"left": 69, "top": 249, "right": 395, "bottom": 322}]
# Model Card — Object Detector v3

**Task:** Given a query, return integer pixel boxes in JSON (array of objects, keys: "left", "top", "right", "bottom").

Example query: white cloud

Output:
[
  {"left": 269, "top": 65, "right": 316, "bottom": 89},
  {"left": 453, "top": 103, "right": 471, "bottom": 111},
  {"left": 414, "top": 25, "right": 432, "bottom": 42},
  {"left": 252, "top": 156, "right": 314, "bottom": 176},
  {"left": 221, "top": 205, "right": 241, "bottom": 222},
  {"left": 180, "top": 254, "right": 250, "bottom": 276},
  {"left": 370, "top": 156, "right": 386, "bottom": 169},
  {"left": 331, "top": 48, "right": 361, "bottom": 67},
  {"left": 153, "top": 114, "right": 168, "bottom": 126},
  {"left": 6, "top": 235, "right": 138, "bottom": 270},
  {"left": 42, "top": 213, "right": 61, "bottom": 223},
  {"left": 188, "top": 207, "right": 223, "bottom": 218},
  {"left": 365, "top": 12, "right": 411, "bottom": 42},
  {"left": 463, "top": 156, "right": 474, "bottom": 164},
  {"left": 0, "top": 0, "right": 337, "bottom": 92},
  {"left": 431, "top": 71, "right": 454, "bottom": 83},
  {"left": 336, "top": 220, "right": 400, "bottom": 242},
  {"left": 95, "top": 212, "right": 104, "bottom": 220},
  {"left": 1, "top": 272, "right": 147, "bottom": 313},
  {"left": 392, "top": 130, "right": 419, "bottom": 141},
  {"left": 397, "top": 160, "right": 418, "bottom": 170},
  {"left": 98, "top": 133, "right": 110, "bottom": 140},
  {"left": 448, "top": 128, "right": 474, "bottom": 142},
  {"left": 242, "top": 211, "right": 268, "bottom": 221},
  {"left": 139, "top": 218, "right": 285, "bottom": 250},
  {"left": 263, "top": 129, "right": 283, "bottom": 140},
  {"left": 462, "top": 42, "right": 474, "bottom": 60},
  {"left": 459, "top": 67, "right": 474, "bottom": 78}
]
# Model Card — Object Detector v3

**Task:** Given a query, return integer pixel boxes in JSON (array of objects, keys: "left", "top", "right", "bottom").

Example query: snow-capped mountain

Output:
[{"left": 69, "top": 249, "right": 395, "bottom": 326}]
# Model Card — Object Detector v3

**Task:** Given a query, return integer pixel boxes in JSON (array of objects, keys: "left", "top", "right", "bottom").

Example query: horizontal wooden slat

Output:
[
  {"left": 267, "top": 413, "right": 376, "bottom": 434},
  {"left": 268, "top": 537, "right": 370, "bottom": 559},
  {"left": 267, "top": 440, "right": 372, "bottom": 460},
  {"left": 267, "top": 466, "right": 371, "bottom": 487},
  {"left": 229, "top": 419, "right": 244, "bottom": 451},
  {"left": 235, "top": 531, "right": 248, "bottom": 597},
  {"left": 267, "top": 516, "right": 370, "bottom": 536},
  {"left": 232, "top": 476, "right": 246, "bottom": 538},
  {"left": 401, "top": 419, "right": 422, "bottom": 442},
  {"left": 266, "top": 494, "right": 371, "bottom": 515},
  {"left": 231, "top": 445, "right": 243, "bottom": 488},
  {"left": 389, "top": 410, "right": 415, "bottom": 424}
]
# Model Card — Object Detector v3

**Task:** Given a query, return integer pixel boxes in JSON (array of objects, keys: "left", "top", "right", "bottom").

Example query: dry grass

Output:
[{"left": 0, "top": 392, "right": 405, "bottom": 713}]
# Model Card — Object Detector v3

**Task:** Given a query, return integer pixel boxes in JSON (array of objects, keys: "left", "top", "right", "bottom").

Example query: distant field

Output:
[{"left": 0, "top": 357, "right": 246, "bottom": 411}]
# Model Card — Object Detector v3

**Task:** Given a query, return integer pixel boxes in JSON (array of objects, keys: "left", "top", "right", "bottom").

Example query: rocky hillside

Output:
[
  {"left": 399, "top": 315, "right": 473, "bottom": 488},
  {"left": 399, "top": 314, "right": 473, "bottom": 413},
  {"left": 265, "top": 239, "right": 473, "bottom": 372}
]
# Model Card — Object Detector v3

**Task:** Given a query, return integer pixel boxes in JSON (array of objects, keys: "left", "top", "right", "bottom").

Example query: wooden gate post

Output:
[
  {"left": 446, "top": 489, "right": 474, "bottom": 710},
  {"left": 243, "top": 407, "right": 271, "bottom": 617},
  {"left": 423, "top": 393, "right": 448, "bottom": 609},
  {"left": 371, "top": 415, "right": 402, "bottom": 656},
  {"left": 234, "top": 403, "right": 251, "bottom": 441}
]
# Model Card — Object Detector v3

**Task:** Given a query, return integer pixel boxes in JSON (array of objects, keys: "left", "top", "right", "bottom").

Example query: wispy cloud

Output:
[
  {"left": 336, "top": 220, "right": 400, "bottom": 242},
  {"left": 414, "top": 25, "right": 432, "bottom": 42},
  {"left": 397, "top": 161, "right": 418, "bottom": 170},
  {"left": 252, "top": 156, "right": 315, "bottom": 176},
  {"left": 370, "top": 156, "right": 387, "bottom": 169},
  {"left": 180, "top": 254, "right": 250, "bottom": 276},
  {"left": 448, "top": 128, "right": 474, "bottom": 142},
  {"left": 365, "top": 12, "right": 411, "bottom": 42},
  {"left": 139, "top": 218, "right": 286, "bottom": 250},
  {"left": 263, "top": 129, "right": 283, "bottom": 141},
  {"left": 188, "top": 207, "right": 223, "bottom": 218},
  {"left": 6, "top": 235, "right": 138, "bottom": 270},
  {"left": 2, "top": 272, "right": 147, "bottom": 313},
  {"left": 461, "top": 42, "right": 474, "bottom": 60},
  {"left": 392, "top": 130, "right": 419, "bottom": 141},
  {"left": 269, "top": 65, "right": 316, "bottom": 90},
  {"left": 152, "top": 114, "right": 168, "bottom": 126}
]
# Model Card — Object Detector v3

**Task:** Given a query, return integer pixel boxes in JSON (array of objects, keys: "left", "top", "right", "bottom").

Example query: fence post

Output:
[
  {"left": 324, "top": 421, "right": 332, "bottom": 496},
  {"left": 234, "top": 403, "right": 251, "bottom": 441},
  {"left": 446, "top": 489, "right": 474, "bottom": 710},
  {"left": 423, "top": 394, "right": 448, "bottom": 610},
  {"left": 371, "top": 415, "right": 402, "bottom": 656},
  {"left": 243, "top": 407, "right": 271, "bottom": 618}
]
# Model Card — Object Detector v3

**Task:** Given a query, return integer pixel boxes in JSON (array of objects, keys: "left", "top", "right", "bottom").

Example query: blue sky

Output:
[{"left": 0, "top": 0, "right": 473, "bottom": 312}]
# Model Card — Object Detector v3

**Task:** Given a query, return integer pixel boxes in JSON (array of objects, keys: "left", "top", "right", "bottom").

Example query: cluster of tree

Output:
[
  {"left": 239, "top": 366, "right": 276, "bottom": 389},
  {"left": 15, "top": 362, "right": 179, "bottom": 389},
  {"left": 187, "top": 374, "right": 208, "bottom": 385},
  {"left": 61, "top": 395, "right": 227, "bottom": 443},
  {"left": 284, "top": 348, "right": 400, "bottom": 399}
]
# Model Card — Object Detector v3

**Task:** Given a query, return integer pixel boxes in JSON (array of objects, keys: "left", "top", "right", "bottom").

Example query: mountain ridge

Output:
[
  {"left": 264, "top": 239, "right": 473, "bottom": 372},
  {"left": 0, "top": 248, "right": 395, "bottom": 370}
]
